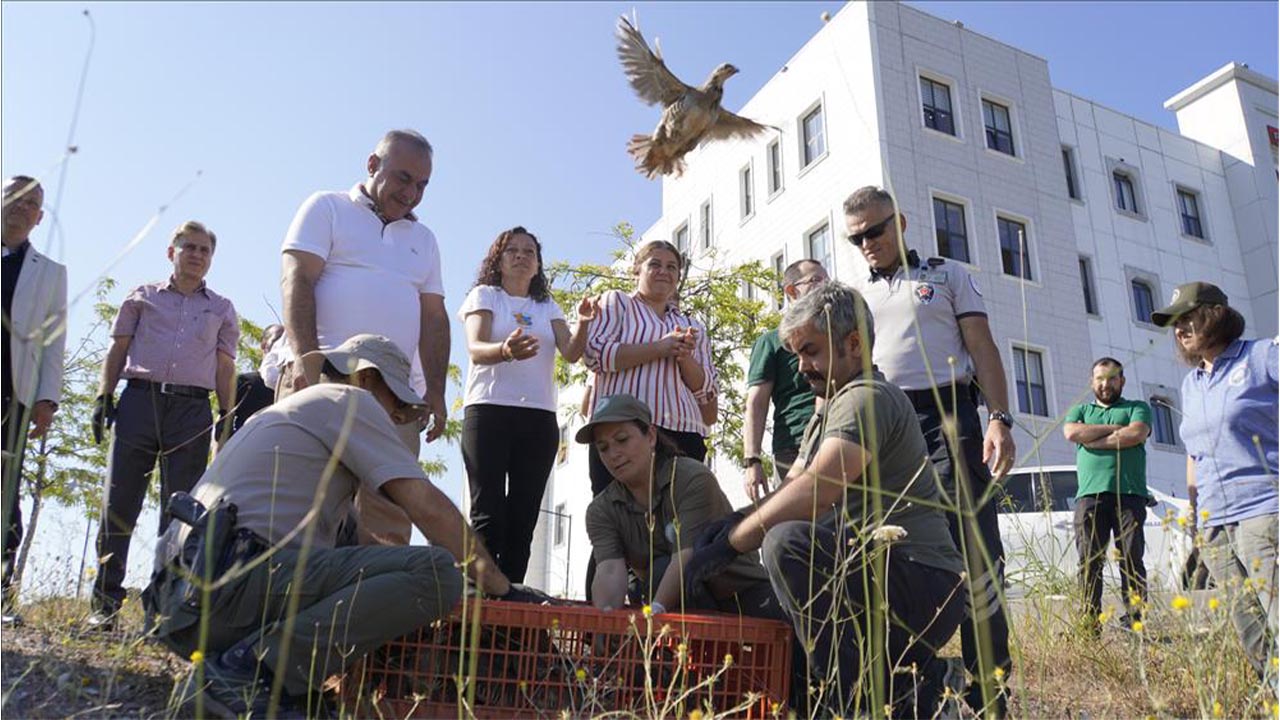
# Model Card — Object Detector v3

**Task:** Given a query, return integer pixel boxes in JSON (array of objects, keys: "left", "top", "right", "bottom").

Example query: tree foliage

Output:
[{"left": 546, "top": 222, "right": 781, "bottom": 464}]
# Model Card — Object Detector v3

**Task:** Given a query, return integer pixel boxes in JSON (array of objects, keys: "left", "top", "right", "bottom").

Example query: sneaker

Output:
[
  {"left": 84, "top": 611, "right": 117, "bottom": 633},
  {"left": 0, "top": 611, "right": 23, "bottom": 627},
  {"left": 179, "top": 650, "right": 306, "bottom": 720}
]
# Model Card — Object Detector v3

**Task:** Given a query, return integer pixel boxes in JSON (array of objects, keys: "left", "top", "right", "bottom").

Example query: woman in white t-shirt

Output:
[{"left": 458, "top": 226, "right": 594, "bottom": 583}]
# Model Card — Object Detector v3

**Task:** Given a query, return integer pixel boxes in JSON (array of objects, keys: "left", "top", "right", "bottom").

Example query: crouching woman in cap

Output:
[
  {"left": 147, "top": 334, "right": 516, "bottom": 718},
  {"left": 581, "top": 393, "right": 783, "bottom": 619}
]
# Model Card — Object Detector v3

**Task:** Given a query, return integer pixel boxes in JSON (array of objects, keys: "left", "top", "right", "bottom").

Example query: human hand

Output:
[
  {"left": 743, "top": 463, "right": 770, "bottom": 502},
  {"left": 576, "top": 296, "right": 599, "bottom": 325},
  {"left": 424, "top": 390, "right": 448, "bottom": 443},
  {"left": 91, "top": 394, "right": 116, "bottom": 444},
  {"left": 984, "top": 421, "right": 1015, "bottom": 481},
  {"left": 29, "top": 400, "right": 56, "bottom": 439},
  {"left": 497, "top": 583, "right": 555, "bottom": 605},
  {"left": 503, "top": 327, "right": 540, "bottom": 361},
  {"left": 660, "top": 329, "right": 697, "bottom": 359}
]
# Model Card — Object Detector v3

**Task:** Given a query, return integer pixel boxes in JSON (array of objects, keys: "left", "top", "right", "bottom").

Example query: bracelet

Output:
[{"left": 500, "top": 340, "right": 513, "bottom": 362}]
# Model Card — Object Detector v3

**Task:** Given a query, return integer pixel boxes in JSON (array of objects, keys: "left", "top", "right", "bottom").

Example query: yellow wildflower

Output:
[
  {"left": 642, "top": 604, "right": 653, "bottom": 618},
  {"left": 724, "top": 653, "right": 734, "bottom": 667},
  {"left": 1128, "top": 592, "right": 1143, "bottom": 608},
  {"left": 1098, "top": 610, "right": 1112, "bottom": 624},
  {"left": 689, "top": 711, "right": 704, "bottom": 720},
  {"left": 993, "top": 667, "right": 1006, "bottom": 682},
  {"left": 1200, "top": 509, "right": 1210, "bottom": 523},
  {"left": 575, "top": 668, "right": 587, "bottom": 682},
  {"left": 1208, "top": 597, "right": 1220, "bottom": 611},
  {"left": 1171, "top": 595, "right": 1191, "bottom": 611},
  {"left": 1177, "top": 515, "right": 1189, "bottom": 528},
  {"left": 1212, "top": 701, "right": 1223, "bottom": 717},
  {"left": 1131, "top": 621, "right": 1144, "bottom": 633},
  {"left": 190, "top": 650, "right": 205, "bottom": 665}
]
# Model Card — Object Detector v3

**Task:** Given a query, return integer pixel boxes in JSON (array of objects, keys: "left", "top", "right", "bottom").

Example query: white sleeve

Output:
[
  {"left": 418, "top": 228, "right": 445, "bottom": 296},
  {"left": 281, "top": 192, "right": 335, "bottom": 260},
  {"left": 457, "top": 286, "right": 497, "bottom": 322}
]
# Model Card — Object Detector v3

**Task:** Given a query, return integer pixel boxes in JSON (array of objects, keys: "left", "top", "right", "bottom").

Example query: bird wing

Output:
[
  {"left": 616, "top": 15, "right": 690, "bottom": 107},
  {"left": 702, "top": 110, "right": 774, "bottom": 142}
]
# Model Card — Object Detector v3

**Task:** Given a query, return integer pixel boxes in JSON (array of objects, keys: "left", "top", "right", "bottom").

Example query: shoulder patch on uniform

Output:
[
  {"left": 927, "top": 257, "right": 946, "bottom": 267},
  {"left": 969, "top": 275, "right": 983, "bottom": 297}
]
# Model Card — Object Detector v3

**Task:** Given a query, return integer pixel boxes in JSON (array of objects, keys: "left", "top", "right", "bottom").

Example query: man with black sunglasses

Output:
[{"left": 844, "top": 185, "right": 1015, "bottom": 717}]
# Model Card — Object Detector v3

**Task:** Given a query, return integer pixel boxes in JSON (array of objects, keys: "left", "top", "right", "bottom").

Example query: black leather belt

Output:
[
  {"left": 127, "top": 378, "right": 211, "bottom": 399},
  {"left": 903, "top": 382, "right": 972, "bottom": 408}
]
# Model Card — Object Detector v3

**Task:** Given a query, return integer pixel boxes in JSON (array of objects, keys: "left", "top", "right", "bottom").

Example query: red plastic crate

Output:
[{"left": 344, "top": 599, "right": 792, "bottom": 719}]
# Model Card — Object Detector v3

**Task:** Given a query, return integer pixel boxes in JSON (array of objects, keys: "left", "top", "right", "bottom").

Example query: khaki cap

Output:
[
  {"left": 575, "top": 394, "right": 652, "bottom": 444},
  {"left": 305, "top": 334, "right": 423, "bottom": 407},
  {"left": 1150, "top": 281, "right": 1229, "bottom": 327}
]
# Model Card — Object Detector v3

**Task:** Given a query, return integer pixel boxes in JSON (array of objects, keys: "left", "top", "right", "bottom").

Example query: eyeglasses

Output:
[{"left": 846, "top": 213, "right": 897, "bottom": 246}]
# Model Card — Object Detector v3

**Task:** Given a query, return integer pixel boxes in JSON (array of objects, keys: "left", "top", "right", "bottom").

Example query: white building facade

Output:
[{"left": 533, "top": 1, "right": 1278, "bottom": 597}]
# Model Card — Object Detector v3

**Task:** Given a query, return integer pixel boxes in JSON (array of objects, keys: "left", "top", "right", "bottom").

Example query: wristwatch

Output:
[
  {"left": 741, "top": 456, "right": 762, "bottom": 469},
  {"left": 988, "top": 410, "right": 1013, "bottom": 428}
]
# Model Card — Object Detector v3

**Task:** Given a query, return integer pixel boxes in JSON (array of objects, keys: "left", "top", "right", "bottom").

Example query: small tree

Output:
[
  {"left": 13, "top": 279, "right": 117, "bottom": 588},
  {"left": 546, "top": 222, "right": 780, "bottom": 464}
]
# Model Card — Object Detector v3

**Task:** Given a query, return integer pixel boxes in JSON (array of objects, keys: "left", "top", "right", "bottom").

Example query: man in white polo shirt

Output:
[{"left": 279, "top": 128, "right": 449, "bottom": 545}]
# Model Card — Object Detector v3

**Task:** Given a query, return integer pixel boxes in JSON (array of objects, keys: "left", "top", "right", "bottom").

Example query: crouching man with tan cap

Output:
[{"left": 146, "top": 333, "right": 515, "bottom": 718}]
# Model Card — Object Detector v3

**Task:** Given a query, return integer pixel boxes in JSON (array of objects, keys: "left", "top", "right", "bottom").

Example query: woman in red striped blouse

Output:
[{"left": 584, "top": 240, "right": 718, "bottom": 494}]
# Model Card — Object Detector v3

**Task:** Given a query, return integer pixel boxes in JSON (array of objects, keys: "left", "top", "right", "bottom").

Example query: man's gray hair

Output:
[
  {"left": 374, "top": 129, "right": 433, "bottom": 159},
  {"left": 779, "top": 281, "right": 875, "bottom": 352},
  {"left": 842, "top": 185, "right": 895, "bottom": 216}
]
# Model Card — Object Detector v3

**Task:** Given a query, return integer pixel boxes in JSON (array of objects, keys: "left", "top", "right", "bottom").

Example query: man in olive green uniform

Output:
[
  {"left": 685, "top": 282, "right": 965, "bottom": 717},
  {"left": 1062, "top": 357, "right": 1152, "bottom": 628}
]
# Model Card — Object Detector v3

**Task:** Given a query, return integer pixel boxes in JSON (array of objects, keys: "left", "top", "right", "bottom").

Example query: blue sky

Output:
[{"left": 2, "top": 1, "right": 1276, "bottom": 530}]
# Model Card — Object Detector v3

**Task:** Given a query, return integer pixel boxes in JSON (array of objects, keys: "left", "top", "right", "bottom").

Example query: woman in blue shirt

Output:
[{"left": 1152, "top": 281, "right": 1277, "bottom": 680}]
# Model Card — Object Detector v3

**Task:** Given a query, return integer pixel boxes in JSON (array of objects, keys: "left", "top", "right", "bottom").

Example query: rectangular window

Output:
[
  {"left": 741, "top": 278, "right": 756, "bottom": 301},
  {"left": 771, "top": 252, "right": 785, "bottom": 310},
  {"left": 997, "top": 216, "right": 1032, "bottom": 280},
  {"left": 699, "top": 200, "right": 712, "bottom": 250},
  {"left": 1131, "top": 278, "right": 1156, "bottom": 324},
  {"left": 1012, "top": 346, "right": 1049, "bottom": 417},
  {"left": 807, "top": 223, "right": 832, "bottom": 271},
  {"left": 1114, "top": 172, "right": 1138, "bottom": 213},
  {"left": 1150, "top": 398, "right": 1177, "bottom": 445},
  {"left": 767, "top": 139, "right": 783, "bottom": 195},
  {"left": 982, "top": 99, "right": 1015, "bottom": 155},
  {"left": 1062, "top": 147, "right": 1080, "bottom": 200},
  {"left": 802, "top": 105, "right": 826, "bottom": 167},
  {"left": 740, "top": 165, "right": 754, "bottom": 219},
  {"left": 1177, "top": 189, "right": 1204, "bottom": 238},
  {"left": 674, "top": 222, "right": 690, "bottom": 255},
  {"left": 932, "top": 197, "right": 969, "bottom": 263},
  {"left": 553, "top": 502, "right": 567, "bottom": 546},
  {"left": 1078, "top": 256, "right": 1099, "bottom": 316},
  {"left": 920, "top": 76, "right": 955, "bottom": 135}
]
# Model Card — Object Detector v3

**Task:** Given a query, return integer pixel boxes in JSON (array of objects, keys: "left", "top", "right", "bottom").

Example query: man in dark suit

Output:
[{"left": 231, "top": 323, "right": 285, "bottom": 436}]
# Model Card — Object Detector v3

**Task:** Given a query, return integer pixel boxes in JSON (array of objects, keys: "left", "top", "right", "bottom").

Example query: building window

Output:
[
  {"left": 741, "top": 278, "right": 756, "bottom": 301},
  {"left": 1177, "top": 189, "right": 1204, "bottom": 238},
  {"left": 556, "top": 424, "right": 569, "bottom": 464},
  {"left": 801, "top": 105, "right": 826, "bottom": 167},
  {"left": 1012, "top": 346, "right": 1049, "bottom": 417},
  {"left": 1150, "top": 397, "right": 1178, "bottom": 446},
  {"left": 771, "top": 252, "right": 785, "bottom": 310},
  {"left": 699, "top": 200, "right": 713, "bottom": 250},
  {"left": 767, "top": 139, "right": 783, "bottom": 195},
  {"left": 920, "top": 76, "right": 955, "bottom": 136},
  {"left": 1131, "top": 278, "right": 1156, "bottom": 324},
  {"left": 673, "top": 222, "right": 689, "bottom": 255},
  {"left": 739, "top": 165, "right": 754, "bottom": 220},
  {"left": 1113, "top": 171, "right": 1139, "bottom": 213},
  {"left": 1062, "top": 147, "right": 1080, "bottom": 200},
  {"left": 807, "top": 223, "right": 832, "bottom": 271},
  {"left": 997, "top": 216, "right": 1032, "bottom": 280},
  {"left": 982, "top": 99, "right": 1015, "bottom": 155},
  {"left": 932, "top": 197, "right": 970, "bottom": 263},
  {"left": 553, "top": 502, "right": 568, "bottom": 546},
  {"left": 1078, "top": 256, "right": 1099, "bottom": 316}
]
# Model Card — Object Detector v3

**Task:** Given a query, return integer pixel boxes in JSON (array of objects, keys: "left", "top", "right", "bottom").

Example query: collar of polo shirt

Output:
[{"left": 349, "top": 184, "right": 418, "bottom": 224}]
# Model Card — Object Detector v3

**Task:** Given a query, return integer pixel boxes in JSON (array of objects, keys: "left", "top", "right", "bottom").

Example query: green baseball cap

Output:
[
  {"left": 1150, "top": 281, "right": 1229, "bottom": 327},
  {"left": 575, "top": 393, "right": 652, "bottom": 443}
]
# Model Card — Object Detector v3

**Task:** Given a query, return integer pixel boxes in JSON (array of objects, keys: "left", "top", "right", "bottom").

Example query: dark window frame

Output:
[
  {"left": 802, "top": 105, "right": 826, "bottom": 168},
  {"left": 739, "top": 165, "right": 754, "bottom": 219},
  {"left": 1177, "top": 189, "right": 1204, "bottom": 238},
  {"left": 767, "top": 139, "right": 783, "bottom": 195},
  {"left": 1150, "top": 397, "right": 1178, "bottom": 446},
  {"left": 997, "top": 216, "right": 1033, "bottom": 280},
  {"left": 1012, "top": 345, "right": 1050, "bottom": 417},
  {"left": 1063, "top": 147, "right": 1080, "bottom": 200},
  {"left": 1131, "top": 278, "right": 1156, "bottom": 324},
  {"left": 1078, "top": 256, "right": 1099, "bottom": 316},
  {"left": 932, "top": 197, "right": 970, "bottom": 263},
  {"left": 920, "top": 76, "right": 956, "bottom": 136},
  {"left": 1114, "top": 171, "right": 1138, "bottom": 213},
  {"left": 982, "top": 99, "right": 1015, "bottom": 155}
]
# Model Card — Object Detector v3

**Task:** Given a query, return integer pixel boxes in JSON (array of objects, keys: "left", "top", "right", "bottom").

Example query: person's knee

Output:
[
  {"left": 407, "top": 547, "right": 464, "bottom": 616},
  {"left": 762, "top": 521, "right": 817, "bottom": 583}
]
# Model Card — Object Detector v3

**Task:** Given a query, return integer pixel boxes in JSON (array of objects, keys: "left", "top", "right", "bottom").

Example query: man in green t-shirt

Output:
[
  {"left": 742, "top": 259, "right": 827, "bottom": 500},
  {"left": 1062, "top": 357, "right": 1153, "bottom": 629}
]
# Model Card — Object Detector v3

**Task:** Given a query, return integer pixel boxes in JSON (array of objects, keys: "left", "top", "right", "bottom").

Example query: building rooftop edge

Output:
[{"left": 1163, "top": 61, "right": 1279, "bottom": 112}]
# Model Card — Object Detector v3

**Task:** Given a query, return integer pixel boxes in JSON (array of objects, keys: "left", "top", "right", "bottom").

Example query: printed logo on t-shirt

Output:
[
  {"left": 915, "top": 283, "right": 936, "bottom": 305},
  {"left": 1229, "top": 364, "right": 1248, "bottom": 387},
  {"left": 512, "top": 312, "right": 533, "bottom": 327}
]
